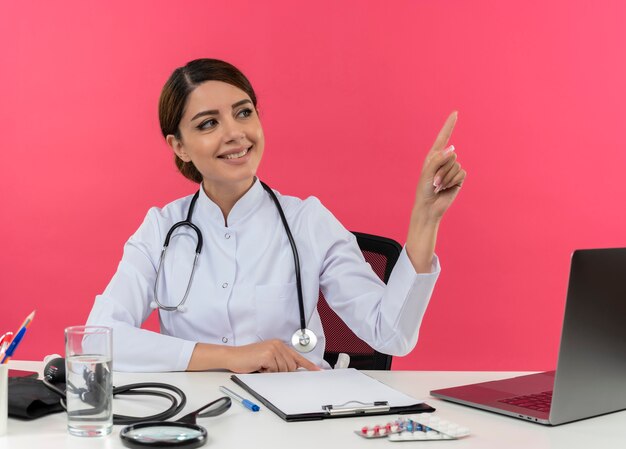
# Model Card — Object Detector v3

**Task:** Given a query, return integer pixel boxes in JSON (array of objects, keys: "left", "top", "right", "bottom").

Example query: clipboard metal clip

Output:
[{"left": 321, "top": 400, "right": 390, "bottom": 416}]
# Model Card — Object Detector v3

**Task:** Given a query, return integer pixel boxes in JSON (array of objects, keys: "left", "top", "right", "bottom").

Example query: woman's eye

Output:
[
  {"left": 237, "top": 108, "right": 253, "bottom": 118},
  {"left": 198, "top": 119, "right": 218, "bottom": 130}
]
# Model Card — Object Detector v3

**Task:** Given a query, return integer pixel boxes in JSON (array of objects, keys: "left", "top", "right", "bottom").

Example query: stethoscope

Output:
[{"left": 150, "top": 181, "right": 317, "bottom": 353}]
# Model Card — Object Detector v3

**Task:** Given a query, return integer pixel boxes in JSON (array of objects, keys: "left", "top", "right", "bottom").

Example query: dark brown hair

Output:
[{"left": 158, "top": 59, "right": 258, "bottom": 183}]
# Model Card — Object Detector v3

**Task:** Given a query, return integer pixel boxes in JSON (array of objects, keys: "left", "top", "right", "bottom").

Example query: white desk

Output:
[{"left": 3, "top": 361, "right": 626, "bottom": 449}]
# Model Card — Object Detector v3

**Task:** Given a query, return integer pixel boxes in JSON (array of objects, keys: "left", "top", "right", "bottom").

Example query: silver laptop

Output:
[{"left": 431, "top": 248, "right": 626, "bottom": 425}]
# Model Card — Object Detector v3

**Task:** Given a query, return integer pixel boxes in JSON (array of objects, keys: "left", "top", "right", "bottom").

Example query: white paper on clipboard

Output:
[{"left": 233, "top": 368, "right": 423, "bottom": 416}]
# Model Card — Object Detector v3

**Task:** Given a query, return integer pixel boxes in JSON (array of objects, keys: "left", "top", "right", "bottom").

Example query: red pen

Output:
[{"left": 0, "top": 332, "right": 13, "bottom": 360}]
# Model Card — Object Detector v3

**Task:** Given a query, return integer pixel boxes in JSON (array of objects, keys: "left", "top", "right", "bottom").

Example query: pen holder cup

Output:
[{"left": 0, "top": 364, "right": 8, "bottom": 436}]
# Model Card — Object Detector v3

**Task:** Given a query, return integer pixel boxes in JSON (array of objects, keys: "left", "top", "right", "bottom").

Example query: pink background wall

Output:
[{"left": 1, "top": 1, "right": 625, "bottom": 370}]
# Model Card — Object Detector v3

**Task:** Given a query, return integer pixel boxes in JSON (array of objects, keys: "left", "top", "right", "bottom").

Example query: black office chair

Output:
[{"left": 318, "top": 231, "right": 403, "bottom": 370}]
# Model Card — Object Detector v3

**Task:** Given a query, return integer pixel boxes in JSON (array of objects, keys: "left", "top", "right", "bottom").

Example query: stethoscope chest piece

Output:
[{"left": 291, "top": 328, "right": 317, "bottom": 353}]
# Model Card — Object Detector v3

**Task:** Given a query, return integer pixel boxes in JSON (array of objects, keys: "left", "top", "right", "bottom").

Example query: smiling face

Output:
[{"left": 167, "top": 80, "right": 265, "bottom": 197}]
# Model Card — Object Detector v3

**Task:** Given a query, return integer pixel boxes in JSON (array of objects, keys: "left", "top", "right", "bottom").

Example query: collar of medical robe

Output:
[{"left": 87, "top": 178, "right": 441, "bottom": 371}]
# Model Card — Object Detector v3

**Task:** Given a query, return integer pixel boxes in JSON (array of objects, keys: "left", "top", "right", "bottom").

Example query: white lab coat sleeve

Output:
[
  {"left": 86, "top": 208, "right": 197, "bottom": 372},
  {"left": 310, "top": 199, "right": 440, "bottom": 356},
  {"left": 375, "top": 248, "right": 440, "bottom": 355}
]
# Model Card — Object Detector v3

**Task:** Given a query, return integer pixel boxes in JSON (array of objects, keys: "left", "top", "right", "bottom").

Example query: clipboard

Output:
[{"left": 231, "top": 368, "right": 435, "bottom": 422}]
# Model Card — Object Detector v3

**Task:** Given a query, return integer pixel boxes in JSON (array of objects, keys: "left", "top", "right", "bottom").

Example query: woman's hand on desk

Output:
[
  {"left": 187, "top": 340, "right": 321, "bottom": 373},
  {"left": 226, "top": 340, "right": 321, "bottom": 373}
]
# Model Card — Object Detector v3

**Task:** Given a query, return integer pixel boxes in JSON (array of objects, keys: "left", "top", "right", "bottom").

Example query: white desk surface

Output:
[{"left": 3, "top": 361, "right": 626, "bottom": 449}]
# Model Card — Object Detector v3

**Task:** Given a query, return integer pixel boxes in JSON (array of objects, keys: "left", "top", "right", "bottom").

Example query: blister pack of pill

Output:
[{"left": 356, "top": 415, "right": 470, "bottom": 441}]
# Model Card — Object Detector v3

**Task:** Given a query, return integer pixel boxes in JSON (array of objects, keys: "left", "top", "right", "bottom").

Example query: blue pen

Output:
[
  {"left": 1, "top": 310, "right": 35, "bottom": 364},
  {"left": 0, "top": 326, "right": 27, "bottom": 364},
  {"left": 219, "top": 386, "right": 260, "bottom": 412}
]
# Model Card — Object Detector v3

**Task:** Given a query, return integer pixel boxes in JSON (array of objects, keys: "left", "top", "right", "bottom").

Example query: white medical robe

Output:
[{"left": 86, "top": 179, "right": 440, "bottom": 371}]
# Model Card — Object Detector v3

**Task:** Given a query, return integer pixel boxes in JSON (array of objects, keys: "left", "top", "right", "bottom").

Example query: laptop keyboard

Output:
[{"left": 498, "top": 391, "right": 553, "bottom": 412}]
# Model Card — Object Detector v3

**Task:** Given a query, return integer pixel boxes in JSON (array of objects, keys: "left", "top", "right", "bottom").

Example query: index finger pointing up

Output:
[{"left": 430, "top": 111, "right": 458, "bottom": 154}]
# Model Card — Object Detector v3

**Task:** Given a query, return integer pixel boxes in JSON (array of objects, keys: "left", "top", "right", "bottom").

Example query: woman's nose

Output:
[{"left": 222, "top": 118, "right": 246, "bottom": 143}]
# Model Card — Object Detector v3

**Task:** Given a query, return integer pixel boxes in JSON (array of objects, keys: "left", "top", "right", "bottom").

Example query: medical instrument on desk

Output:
[
  {"left": 219, "top": 385, "right": 260, "bottom": 411},
  {"left": 42, "top": 357, "right": 189, "bottom": 425},
  {"left": 120, "top": 396, "right": 231, "bottom": 449},
  {"left": 150, "top": 180, "right": 318, "bottom": 353},
  {"left": 1, "top": 310, "right": 35, "bottom": 364}
]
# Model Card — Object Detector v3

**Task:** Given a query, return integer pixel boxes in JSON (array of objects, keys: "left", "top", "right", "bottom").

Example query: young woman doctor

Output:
[{"left": 86, "top": 59, "right": 466, "bottom": 373}]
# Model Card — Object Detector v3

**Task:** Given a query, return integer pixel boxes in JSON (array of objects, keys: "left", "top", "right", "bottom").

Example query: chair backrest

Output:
[{"left": 318, "top": 231, "right": 403, "bottom": 370}]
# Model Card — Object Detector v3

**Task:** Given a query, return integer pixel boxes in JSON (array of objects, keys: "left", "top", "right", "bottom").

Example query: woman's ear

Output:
[{"left": 166, "top": 134, "right": 191, "bottom": 162}]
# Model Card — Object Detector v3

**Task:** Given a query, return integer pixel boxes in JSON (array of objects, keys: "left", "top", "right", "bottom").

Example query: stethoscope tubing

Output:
[
  {"left": 152, "top": 191, "right": 202, "bottom": 312},
  {"left": 259, "top": 181, "right": 307, "bottom": 332}
]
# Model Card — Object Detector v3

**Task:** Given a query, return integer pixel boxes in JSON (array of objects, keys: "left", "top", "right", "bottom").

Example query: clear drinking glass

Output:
[{"left": 65, "top": 325, "right": 113, "bottom": 437}]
